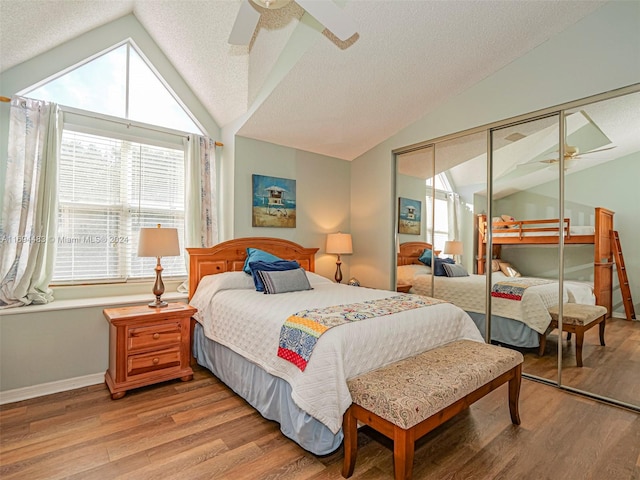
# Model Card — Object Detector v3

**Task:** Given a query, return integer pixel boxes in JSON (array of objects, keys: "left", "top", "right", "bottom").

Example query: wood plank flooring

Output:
[
  {"left": 522, "top": 317, "right": 640, "bottom": 407},
  {"left": 1, "top": 366, "right": 639, "bottom": 479}
]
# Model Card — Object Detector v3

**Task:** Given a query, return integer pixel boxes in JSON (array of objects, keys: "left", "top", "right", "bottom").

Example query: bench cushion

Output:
[
  {"left": 347, "top": 340, "right": 523, "bottom": 430},
  {"left": 548, "top": 304, "right": 607, "bottom": 326}
]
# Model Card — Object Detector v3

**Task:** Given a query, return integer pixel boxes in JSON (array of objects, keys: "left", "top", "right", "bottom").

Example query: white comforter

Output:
[
  {"left": 190, "top": 271, "right": 484, "bottom": 434},
  {"left": 399, "top": 267, "right": 595, "bottom": 334}
]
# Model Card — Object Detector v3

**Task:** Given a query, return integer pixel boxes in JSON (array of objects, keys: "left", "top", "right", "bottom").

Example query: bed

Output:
[
  {"left": 397, "top": 241, "right": 596, "bottom": 349},
  {"left": 187, "top": 237, "right": 484, "bottom": 455},
  {"left": 476, "top": 207, "right": 614, "bottom": 316}
]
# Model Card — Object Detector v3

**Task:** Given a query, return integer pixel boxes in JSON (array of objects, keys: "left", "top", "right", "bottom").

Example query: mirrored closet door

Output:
[
  {"left": 489, "top": 114, "right": 561, "bottom": 383},
  {"left": 561, "top": 90, "right": 640, "bottom": 408},
  {"left": 396, "top": 146, "right": 435, "bottom": 298}
]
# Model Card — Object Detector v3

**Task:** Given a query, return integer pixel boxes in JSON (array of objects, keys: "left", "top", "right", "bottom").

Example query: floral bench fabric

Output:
[{"left": 347, "top": 339, "right": 523, "bottom": 430}]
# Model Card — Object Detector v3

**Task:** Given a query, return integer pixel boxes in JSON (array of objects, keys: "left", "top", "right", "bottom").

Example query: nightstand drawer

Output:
[
  {"left": 127, "top": 348, "right": 181, "bottom": 377},
  {"left": 127, "top": 322, "right": 181, "bottom": 351}
]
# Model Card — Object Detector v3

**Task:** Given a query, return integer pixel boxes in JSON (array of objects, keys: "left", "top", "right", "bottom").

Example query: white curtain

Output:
[
  {"left": 178, "top": 135, "right": 219, "bottom": 292},
  {"left": 447, "top": 192, "right": 462, "bottom": 241},
  {"left": 0, "top": 97, "right": 61, "bottom": 308}
]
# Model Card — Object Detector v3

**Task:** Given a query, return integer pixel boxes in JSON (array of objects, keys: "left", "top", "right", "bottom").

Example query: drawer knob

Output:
[
  {"left": 152, "top": 357, "right": 160, "bottom": 365},
  {"left": 153, "top": 333, "right": 160, "bottom": 339}
]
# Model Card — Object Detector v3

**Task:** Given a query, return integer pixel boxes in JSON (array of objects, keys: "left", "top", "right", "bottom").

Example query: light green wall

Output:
[
  {"left": 351, "top": 1, "right": 640, "bottom": 289},
  {"left": 233, "top": 136, "right": 351, "bottom": 282}
]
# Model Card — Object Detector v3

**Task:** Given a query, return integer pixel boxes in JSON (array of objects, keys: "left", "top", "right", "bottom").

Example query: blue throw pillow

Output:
[
  {"left": 433, "top": 257, "right": 455, "bottom": 276},
  {"left": 249, "top": 260, "right": 300, "bottom": 292},
  {"left": 242, "top": 248, "right": 282, "bottom": 274},
  {"left": 418, "top": 248, "right": 433, "bottom": 266},
  {"left": 258, "top": 268, "right": 313, "bottom": 294}
]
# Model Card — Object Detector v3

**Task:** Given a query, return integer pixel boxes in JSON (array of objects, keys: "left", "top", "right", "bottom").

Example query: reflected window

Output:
[{"left": 426, "top": 173, "right": 457, "bottom": 251}]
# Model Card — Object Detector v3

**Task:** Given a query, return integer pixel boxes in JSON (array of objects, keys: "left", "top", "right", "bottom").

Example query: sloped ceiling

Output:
[{"left": 0, "top": 0, "right": 608, "bottom": 160}]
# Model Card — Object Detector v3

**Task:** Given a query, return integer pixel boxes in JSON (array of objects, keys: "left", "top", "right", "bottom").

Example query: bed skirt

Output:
[
  {"left": 466, "top": 311, "right": 540, "bottom": 348},
  {"left": 192, "top": 322, "right": 343, "bottom": 455}
]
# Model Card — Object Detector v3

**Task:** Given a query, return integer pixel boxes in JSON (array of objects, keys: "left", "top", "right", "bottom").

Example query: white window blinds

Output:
[{"left": 53, "top": 130, "right": 186, "bottom": 283}]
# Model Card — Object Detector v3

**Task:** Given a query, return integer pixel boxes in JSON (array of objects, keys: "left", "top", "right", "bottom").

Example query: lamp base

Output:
[{"left": 148, "top": 298, "right": 168, "bottom": 308}]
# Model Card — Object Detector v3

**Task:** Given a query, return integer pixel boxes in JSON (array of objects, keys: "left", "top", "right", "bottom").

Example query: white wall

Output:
[
  {"left": 350, "top": 1, "right": 640, "bottom": 290},
  {"left": 233, "top": 136, "right": 351, "bottom": 282}
]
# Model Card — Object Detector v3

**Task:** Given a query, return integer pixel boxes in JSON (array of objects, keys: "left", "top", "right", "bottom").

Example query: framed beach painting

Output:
[
  {"left": 252, "top": 174, "right": 296, "bottom": 228},
  {"left": 398, "top": 197, "right": 421, "bottom": 235}
]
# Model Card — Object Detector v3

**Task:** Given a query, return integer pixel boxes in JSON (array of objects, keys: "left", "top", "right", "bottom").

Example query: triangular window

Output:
[{"left": 25, "top": 41, "right": 202, "bottom": 134}]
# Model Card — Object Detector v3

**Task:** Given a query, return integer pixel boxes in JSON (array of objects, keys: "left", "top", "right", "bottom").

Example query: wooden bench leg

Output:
[
  {"left": 508, "top": 364, "right": 522, "bottom": 425},
  {"left": 393, "top": 425, "right": 415, "bottom": 480},
  {"left": 538, "top": 333, "right": 546, "bottom": 356},
  {"left": 575, "top": 329, "right": 585, "bottom": 367},
  {"left": 342, "top": 405, "right": 358, "bottom": 478},
  {"left": 599, "top": 316, "right": 606, "bottom": 346}
]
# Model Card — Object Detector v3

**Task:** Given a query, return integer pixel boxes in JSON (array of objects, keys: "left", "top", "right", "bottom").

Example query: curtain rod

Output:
[{"left": 0, "top": 95, "right": 223, "bottom": 147}]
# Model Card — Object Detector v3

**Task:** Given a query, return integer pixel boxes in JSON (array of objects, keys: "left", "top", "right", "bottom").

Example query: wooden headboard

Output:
[
  {"left": 398, "top": 241, "right": 432, "bottom": 266},
  {"left": 186, "top": 237, "right": 319, "bottom": 299}
]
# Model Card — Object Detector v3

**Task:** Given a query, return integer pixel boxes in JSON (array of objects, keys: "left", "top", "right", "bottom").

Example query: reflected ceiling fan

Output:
[
  {"left": 229, "top": 0, "right": 358, "bottom": 45},
  {"left": 539, "top": 144, "right": 617, "bottom": 165}
]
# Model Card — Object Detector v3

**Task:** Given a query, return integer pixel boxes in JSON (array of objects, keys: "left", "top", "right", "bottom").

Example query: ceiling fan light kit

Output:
[
  {"left": 251, "top": 0, "right": 292, "bottom": 9},
  {"left": 230, "top": 0, "right": 357, "bottom": 45}
]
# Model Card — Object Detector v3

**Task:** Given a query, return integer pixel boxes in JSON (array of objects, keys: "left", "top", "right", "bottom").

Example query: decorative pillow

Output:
[
  {"left": 501, "top": 214, "right": 519, "bottom": 228},
  {"left": 243, "top": 248, "right": 282, "bottom": 274},
  {"left": 491, "top": 259, "right": 502, "bottom": 272},
  {"left": 418, "top": 248, "right": 433, "bottom": 266},
  {"left": 433, "top": 257, "right": 455, "bottom": 276},
  {"left": 499, "top": 262, "right": 521, "bottom": 277},
  {"left": 257, "top": 268, "right": 313, "bottom": 294},
  {"left": 492, "top": 216, "right": 506, "bottom": 228},
  {"left": 248, "top": 260, "right": 300, "bottom": 291},
  {"left": 442, "top": 263, "right": 469, "bottom": 277}
]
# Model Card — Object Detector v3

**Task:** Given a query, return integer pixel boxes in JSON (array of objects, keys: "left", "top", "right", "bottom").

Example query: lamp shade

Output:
[
  {"left": 137, "top": 225, "right": 180, "bottom": 258},
  {"left": 443, "top": 240, "right": 463, "bottom": 256},
  {"left": 326, "top": 233, "right": 353, "bottom": 255}
]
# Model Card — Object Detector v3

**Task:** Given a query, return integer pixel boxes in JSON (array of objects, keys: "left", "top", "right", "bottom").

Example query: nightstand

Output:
[
  {"left": 104, "top": 302, "right": 197, "bottom": 400},
  {"left": 397, "top": 283, "right": 412, "bottom": 293}
]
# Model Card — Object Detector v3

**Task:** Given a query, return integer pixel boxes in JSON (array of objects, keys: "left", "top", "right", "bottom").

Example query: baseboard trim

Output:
[{"left": 0, "top": 373, "right": 104, "bottom": 405}]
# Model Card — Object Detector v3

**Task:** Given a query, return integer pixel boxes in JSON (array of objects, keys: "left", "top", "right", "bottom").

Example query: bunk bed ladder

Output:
[{"left": 611, "top": 231, "right": 636, "bottom": 320}]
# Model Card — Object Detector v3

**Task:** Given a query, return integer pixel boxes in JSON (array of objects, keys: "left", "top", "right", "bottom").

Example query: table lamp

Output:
[
  {"left": 326, "top": 232, "right": 353, "bottom": 283},
  {"left": 137, "top": 224, "right": 180, "bottom": 307}
]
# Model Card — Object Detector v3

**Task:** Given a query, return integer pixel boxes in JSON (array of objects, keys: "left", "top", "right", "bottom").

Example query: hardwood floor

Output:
[
  {"left": 522, "top": 317, "right": 640, "bottom": 407},
  {"left": 1, "top": 366, "right": 639, "bottom": 479}
]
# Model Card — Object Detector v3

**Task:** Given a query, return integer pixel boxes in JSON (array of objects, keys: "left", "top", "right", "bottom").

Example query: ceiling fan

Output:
[
  {"left": 229, "top": 0, "right": 358, "bottom": 46},
  {"left": 539, "top": 144, "right": 616, "bottom": 165}
]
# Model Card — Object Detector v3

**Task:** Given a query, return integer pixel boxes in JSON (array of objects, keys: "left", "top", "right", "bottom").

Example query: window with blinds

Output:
[{"left": 53, "top": 130, "right": 187, "bottom": 283}]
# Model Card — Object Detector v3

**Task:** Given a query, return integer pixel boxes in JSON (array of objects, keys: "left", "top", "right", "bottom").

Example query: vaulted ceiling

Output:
[{"left": 0, "top": 0, "right": 609, "bottom": 160}]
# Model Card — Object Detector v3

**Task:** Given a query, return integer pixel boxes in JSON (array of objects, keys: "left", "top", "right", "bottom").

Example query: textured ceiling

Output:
[{"left": 0, "top": 0, "right": 608, "bottom": 160}]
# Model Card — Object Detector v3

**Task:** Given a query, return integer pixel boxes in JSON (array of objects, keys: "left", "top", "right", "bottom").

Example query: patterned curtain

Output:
[
  {"left": 178, "top": 134, "right": 219, "bottom": 292},
  {"left": 0, "top": 97, "right": 62, "bottom": 308}
]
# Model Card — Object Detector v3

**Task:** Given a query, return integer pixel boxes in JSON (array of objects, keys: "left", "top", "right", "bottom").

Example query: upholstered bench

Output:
[
  {"left": 539, "top": 304, "right": 607, "bottom": 367},
  {"left": 342, "top": 340, "right": 523, "bottom": 480}
]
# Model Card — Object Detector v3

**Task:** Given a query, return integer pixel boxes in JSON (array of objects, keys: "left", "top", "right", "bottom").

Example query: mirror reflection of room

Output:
[{"left": 395, "top": 87, "right": 639, "bottom": 408}]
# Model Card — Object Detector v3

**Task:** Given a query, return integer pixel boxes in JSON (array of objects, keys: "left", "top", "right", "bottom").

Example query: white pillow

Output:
[
  {"left": 397, "top": 264, "right": 431, "bottom": 283},
  {"left": 305, "top": 271, "right": 334, "bottom": 286}
]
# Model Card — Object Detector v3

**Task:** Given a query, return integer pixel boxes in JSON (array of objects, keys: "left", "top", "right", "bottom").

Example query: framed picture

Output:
[
  {"left": 398, "top": 197, "right": 421, "bottom": 235},
  {"left": 252, "top": 174, "right": 296, "bottom": 228}
]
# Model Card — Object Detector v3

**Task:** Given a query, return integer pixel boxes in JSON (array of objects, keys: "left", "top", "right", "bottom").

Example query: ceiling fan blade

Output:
[
  {"left": 582, "top": 145, "right": 616, "bottom": 155},
  {"left": 296, "top": 0, "right": 357, "bottom": 41},
  {"left": 229, "top": 0, "right": 261, "bottom": 45}
]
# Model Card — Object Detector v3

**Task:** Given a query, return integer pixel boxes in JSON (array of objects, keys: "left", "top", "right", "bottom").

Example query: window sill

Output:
[{"left": 0, "top": 291, "right": 188, "bottom": 316}]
